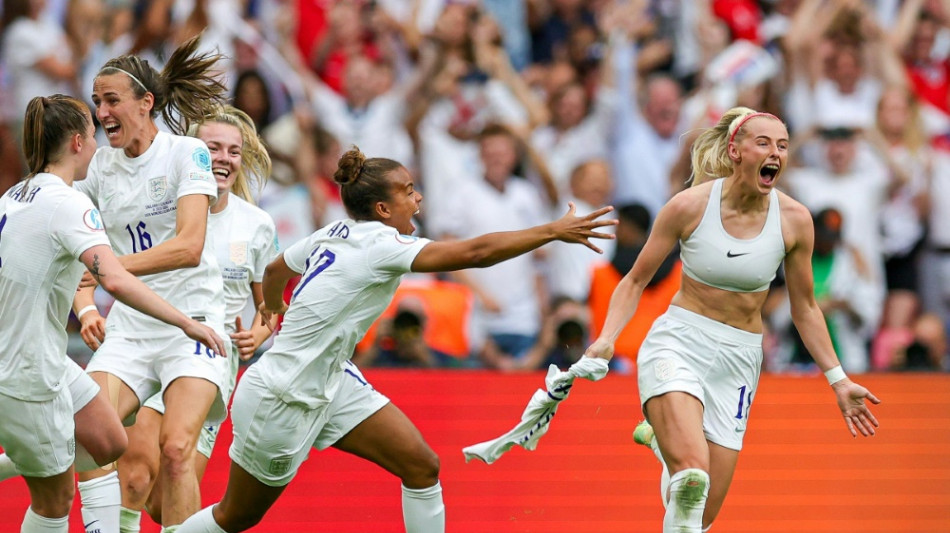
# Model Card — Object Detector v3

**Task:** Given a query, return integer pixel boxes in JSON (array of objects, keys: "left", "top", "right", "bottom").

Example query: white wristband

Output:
[
  {"left": 824, "top": 365, "right": 847, "bottom": 385},
  {"left": 76, "top": 305, "right": 98, "bottom": 321}
]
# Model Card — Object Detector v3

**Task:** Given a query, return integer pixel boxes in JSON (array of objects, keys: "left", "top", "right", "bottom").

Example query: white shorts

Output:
[
  {"left": 86, "top": 330, "right": 230, "bottom": 425},
  {"left": 637, "top": 306, "right": 763, "bottom": 451},
  {"left": 141, "top": 341, "right": 242, "bottom": 458},
  {"left": 229, "top": 361, "right": 390, "bottom": 487},
  {"left": 0, "top": 387, "right": 74, "bottom": 477},
  {"left": 65, "top": 359, "right": 99, "bottom": 413}
]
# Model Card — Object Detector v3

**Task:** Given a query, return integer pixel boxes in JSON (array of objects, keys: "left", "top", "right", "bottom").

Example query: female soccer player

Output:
[
  {"left": 0, "top": 95, "right": 222, "bottom": 533},
  {"left": 104, "top": 105, "right": 279, "bottom": 530},
  {"left": 177, "top": 146, "right": 616, "bottom": 532},
  {"left": 70, "top": 36, "right": 233, "bottom": 531},
  {"left": 583, "top": 107, "right": 881, "bottom": 532}
]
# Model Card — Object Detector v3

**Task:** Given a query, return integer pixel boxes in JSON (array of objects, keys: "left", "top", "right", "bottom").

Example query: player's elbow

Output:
[
  {"left": 98, "top": 270, "right": 132, "bottom": 297},
  {"left": 177, "top": 242, "right": 203, "bottom": 268}
]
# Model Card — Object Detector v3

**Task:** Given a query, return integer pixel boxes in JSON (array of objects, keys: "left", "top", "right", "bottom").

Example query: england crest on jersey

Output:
[
  {"left": 147, "top": 176, "right": 167, "bottom": 202},
  {"left": 229, "top": 241, "right": 248, "bottom": 266}
]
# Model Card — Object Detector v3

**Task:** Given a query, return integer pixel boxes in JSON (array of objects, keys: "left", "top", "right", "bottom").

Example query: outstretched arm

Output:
[
  {"left": 584, "top": 192, "right": 686, "bottom": 360},
  {"left": 79, "top": 244, "right": 226, "bottom": 356},
  {"left": 783, "top": 198, "right": 881, "bottom": 437},
  {"left": 410, "top": 203, "right": 616, "bottom": 273}
]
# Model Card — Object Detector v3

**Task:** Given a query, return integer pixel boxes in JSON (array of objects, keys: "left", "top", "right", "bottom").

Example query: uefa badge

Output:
[
  {"left": 229, "top": 241, "right": 248, "bottom": 266},
  {"left": 147, "top": 176, "right": 167, "bottom": 202}
]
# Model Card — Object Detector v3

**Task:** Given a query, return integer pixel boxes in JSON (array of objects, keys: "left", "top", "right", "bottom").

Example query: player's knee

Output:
[
  {"left": 159, "top": 435, "right": 196, "bottom": 476},
  {"left": 401, "top": 447, "right": 440, "bottom": 487},
  {"left": 122, "top": 462, "right": 156, "bottom": 503}
]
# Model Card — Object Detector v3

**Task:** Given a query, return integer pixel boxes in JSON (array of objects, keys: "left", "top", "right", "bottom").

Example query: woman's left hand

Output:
[{"left": 832, "top": 379, "right": 881, "bottom": 437}]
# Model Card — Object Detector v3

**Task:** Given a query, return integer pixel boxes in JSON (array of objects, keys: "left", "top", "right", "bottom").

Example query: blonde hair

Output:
[
  {"left": 689, "top": 107, "right": 784, "bottom": 187},
  {"left": 187, "top": 105, "right": 271, "bottom": 203}
]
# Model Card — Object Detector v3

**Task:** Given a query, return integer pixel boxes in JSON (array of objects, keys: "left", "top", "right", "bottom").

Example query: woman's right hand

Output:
[
  {"left": 184, "top": 321, "right": 228, "bottom": 358},
  {"left": 551, "top": 202, "right": 617, "bottom": 253},
  {"left": 258, "top": 301, "right": 289, "bottom": 331},
  {"left": 79, "top": 311, "right": 106, "bottom": 351},
  {"left": 583, "top": 337, "right": 614, "bottom": 361}
]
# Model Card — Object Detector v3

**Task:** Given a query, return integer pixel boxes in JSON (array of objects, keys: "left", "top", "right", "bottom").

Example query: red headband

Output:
[{"left": 728, "top": 112, "right": 779, "bottom": 145}]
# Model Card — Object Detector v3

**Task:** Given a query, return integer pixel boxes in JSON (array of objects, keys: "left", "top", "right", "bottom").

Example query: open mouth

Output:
[
  {"left": 213, "top": 168, "right": 230, "bottom": 181},
  {"left": 103, "top": 122, "right": 121, "bottom": 139},
  {"left": 760, "top": 164, "right": 779, "bottom": 185}
]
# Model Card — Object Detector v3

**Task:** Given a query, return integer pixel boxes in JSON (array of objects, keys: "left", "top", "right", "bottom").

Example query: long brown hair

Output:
[
  {"left": 21, "top": 95, "right": 92, "bottom": 196},
  {"left": 96, "top": 35, "right": 227, "bottom": 135}
]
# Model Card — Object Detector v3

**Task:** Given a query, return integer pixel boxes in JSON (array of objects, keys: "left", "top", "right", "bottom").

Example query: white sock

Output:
[
  {"left": 649, "top": 438, "right": 671, "bottom": 508},
  {"left": 702, "top": 525, "right": 712, "bottom": 532},
  {"left": 21, "top": 507, "right": 68, "bottom": 533},
  {"left": 160, "top": 527, "right": 179, "bottom": 533},
  {"left": 79, "top": 471, "right": 121, "bottom": 533},
  {"left": 0, "top": 452, "right": 18, "bottom": 481},
  {"left": 663, "top": 468, "right": 709, "bottom": 533},
  {"left": 402, "top": 482, "right": 445, "bottom": 533},
  {"left": 176, "top": 506, "right": 226, "bottom": 533},
  {"left": 119, "top": 507, "right": 141, "bottom": 533}
]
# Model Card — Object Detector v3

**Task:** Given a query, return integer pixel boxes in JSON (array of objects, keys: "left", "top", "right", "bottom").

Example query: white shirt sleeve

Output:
[
  {"left": 172, "top": 139, "right": 217, "bottom": 200},
  {"left": 50, "top": 193, "right": 111, "bottom": 258},
  {"left": 282, "top": 232, "right": 316, "bottom": 274},
  {"left": 368, "top": 231, "right": 431, "bottom": 276}
]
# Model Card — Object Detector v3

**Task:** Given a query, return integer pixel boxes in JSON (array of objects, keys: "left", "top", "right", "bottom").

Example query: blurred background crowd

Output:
[{"left": 2, "top": 0, "right": 949, "bottom": 374}]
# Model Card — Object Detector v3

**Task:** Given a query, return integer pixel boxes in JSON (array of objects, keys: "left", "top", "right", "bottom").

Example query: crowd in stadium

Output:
[{"left": 2, "top": 0, "right": 949, "bottom": 374}]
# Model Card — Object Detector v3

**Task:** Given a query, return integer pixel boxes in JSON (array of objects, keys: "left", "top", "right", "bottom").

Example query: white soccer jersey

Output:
[
  {"left": 75, "top": 131, "right": 226, "bottom": 335},
  {"left": 209, "top": 196, "right": 279, "bottom": 334},
  {"left": 0, "top": 174, "right": 110, "bottom": 400},
  {"left": 256, "top": 219, "right": 430, "bottom": 409}
]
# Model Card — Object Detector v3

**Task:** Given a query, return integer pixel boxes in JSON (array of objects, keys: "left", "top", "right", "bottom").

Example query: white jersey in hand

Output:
[
  {"left": 256, "top": 219, "right": 430, "bottom": 409},
  {"left": 0, "top": 174, "right": 110, "bottom": 400},
  {"left": 210, "top": 195, "right": 279, "bottom": 334},
  {"left": 75, "top": 131, "right": 225, "bottom": 335}
]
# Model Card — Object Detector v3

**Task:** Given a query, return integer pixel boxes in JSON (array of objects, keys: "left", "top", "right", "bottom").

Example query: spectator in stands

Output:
[
  {"left": 785, "top": 126, "right": 890, "bottom": 286},
  {"left": 608, "top": 8, "right": 686, "bottom": 216},
  {"left": 779, "top": 208, "right": 883, "bottom": 373},
  {"left": 865, "top": 86, "right": 932, "bottom": 369},
  {"left": 439, "top": 124, "right": 549, "bottom": 368},
  {"left": 1, "top": 0, "right": 81, "bottom": 161},
  {"left": 783, "top": 0, "right": 906, "bottom": 133},
  {"left": 546, "top": 159, "right": 616, "bottom": 303}
]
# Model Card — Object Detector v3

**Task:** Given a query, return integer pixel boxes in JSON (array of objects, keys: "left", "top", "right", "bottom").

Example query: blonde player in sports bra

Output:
[
  {"left": 108, "top": 106, "right": 278, "bottom": 531},
  {"left": 70, "top": 36, "right": 233, "bottom": 532},
  {"left": 582, "top": 107, "right": 882, "bottom": 533},
  {"left": 0, "top": 95, "right": 224, "bottom": 533},
  {"left": 176, "top": 146, "right": 617, "bottom": 533}
]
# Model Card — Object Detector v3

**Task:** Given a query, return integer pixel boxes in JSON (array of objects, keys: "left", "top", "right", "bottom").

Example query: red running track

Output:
[{"left": 1, "top": 369, "right": 948, "bottom": 532}]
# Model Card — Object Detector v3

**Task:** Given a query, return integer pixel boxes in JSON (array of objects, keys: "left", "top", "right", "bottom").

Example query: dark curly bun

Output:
[{"left": 334, "top": 146, "right": 366, "bottom": 185}]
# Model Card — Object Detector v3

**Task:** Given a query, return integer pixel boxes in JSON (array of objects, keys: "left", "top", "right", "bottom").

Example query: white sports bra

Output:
[{"left": 680, "top": 178, "right": 786, "bottom": 293}]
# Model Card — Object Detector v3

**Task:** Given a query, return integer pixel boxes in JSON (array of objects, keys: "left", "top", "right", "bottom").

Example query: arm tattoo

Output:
[{"left": 90, "top": 253, "right": 105, "bottom": 283}]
